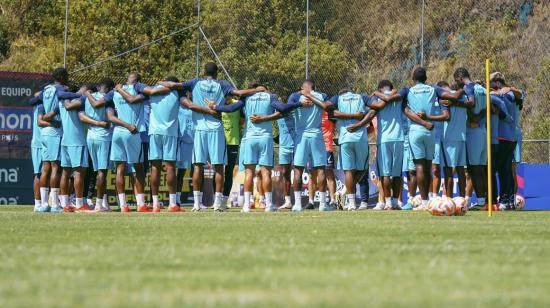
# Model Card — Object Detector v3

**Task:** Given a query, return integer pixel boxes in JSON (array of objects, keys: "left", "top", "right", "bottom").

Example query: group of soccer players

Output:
[{"left": 29, "top": 63, "right": 523, "bottom": 213}]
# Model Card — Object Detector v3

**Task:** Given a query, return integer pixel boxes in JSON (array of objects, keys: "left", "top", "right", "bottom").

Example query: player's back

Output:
[
  {"left": 31, "top": 104, "right": 42, "bottom": 148},
  {"left": 336, "top": 92, "right": 367, "bottom": 143},
  {"left": 112, "top": 85, "right": 143, "bottom": 134},
  {"left": 149, "top": 87, "right": 180, "bottom": 136},
  {"left": 191, "top": 79, "right": 226, "bottom": 131},
  {"left": 277, "top": 118, "right": 294, "bottom": 147},
  {"left": 85, "top": 92, "right": 111, "bottom": 141},
  {"left": 407, "top": 83, "right": 437, "bottom": 132},
  {"left": 373, "top": 94, "right": 404, "bottom": 144},
  {"left": 178, "top": 106, "right": 194, "bottom": 143},
  {"left": 244, "top": 92, "right": 274, "bottom": 138},
  {"left": 40, "top": 84, "right": 62, "bottom": 137},
  {"left": 59, "top": 98, "right": 86, "bottom": 146},
  {"left": 293, "top": 91, "right": 325, "bottom": 136},
  {"left": 443, "top": 93, "right": 467, "bottom": 142}
]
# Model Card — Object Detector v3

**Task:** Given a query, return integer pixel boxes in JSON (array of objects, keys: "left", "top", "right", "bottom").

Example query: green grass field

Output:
[{"left": 1, "top": 206, "right": 549, "bottom": 307}]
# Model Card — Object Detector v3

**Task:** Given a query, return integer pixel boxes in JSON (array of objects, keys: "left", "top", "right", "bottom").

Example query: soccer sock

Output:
[
  {"left": 309, "top": 197, "right": 314, "bottom": 204},
  {"left": 264, "top": 192, "right": 273, "bottom": 207},
  {"left": 193, "top": 191, "right": 201, "bottom": 207},
  {"left": 87, "top": 198, "right": 93, "bottom": 206},
  {"left": 118, "top": 193, "right": 126, "bottom": 208},
  {"left": 199, "top": 192, "right": 204, "bottom": 204},
  {"left": 40, "top": 187, "right": 49, "bottom": 206},
  {"left": 385, "top": 197, "right": 392, "bottom": 207},
  {"left": 176, "top": 192, "right": 181, "bottom": 204},
  {"left": 429, "top": 192, "right": 434, "bottom": 200},
  {"left": 169, "top": 194, "right": 177, "bottom": 206},
  {"left": 50, "top": 188, "right": 60, "bottom": 207},
  {"left": 284, "top": 195, "right": 291, "bottom": 204},
  {"left": 259, "top": 195, "right": 266, "bottom": 203},
  {"left": 347, "top": 194, "right": 356, "bottom": 207},
  {"left": 96, "top": 198, "right": 103, "bottom": 209},
  {"left": 152, "top": 195, "right": 159, "bottom": 207},
  {"left": 214, "top": 192, "right": 223, "bottom": 205},
  {"left": 477, "top": 197, "right": 486, "bottom": 206},
  {"left": 34, "top": 199, "right": 41, "bottom": 208},
  {"left": 60, "top": 195, "right": 68, "bottom": 208},
  {"left": 75, "top": 198, "right": 84, "bottom": 208},
  {"left": 294, "top": 191, "right": 302, "bottom": 208},
  {"left": 330, "top": 194, "right": 336, "bottom": 203},
  {"left": 103, "top": 194, "right": 108, "bottom": 207},
  {"left": 244, "top": 192, "right": 252, "bottom": 208},
  {"left": 421, "top": 200, "right": 429, "bottom": 207},
  {"left": 136, "top": 194, "right": 145, "bottom": 206},
  {"left": 319, "top": 192, "right": 327, "bottom": 207}
]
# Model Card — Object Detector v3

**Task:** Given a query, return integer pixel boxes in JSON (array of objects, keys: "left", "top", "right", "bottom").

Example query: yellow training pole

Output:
[{"left": 486, "top": 59, "right": 493, "bottom": 217}]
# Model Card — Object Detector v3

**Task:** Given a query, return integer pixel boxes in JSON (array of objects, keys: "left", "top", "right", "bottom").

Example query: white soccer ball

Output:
[
  {"left": 411, "top": 195, "right": 422, "bottom": 208},
  {"left": 515, "top": 195, "right": 525, "bottom": 210},
  {"left": 430, "top": 197, "right": 455, "bottom": 216},
  {"left": 452, "top": 197, "right": 468, "bottom": 216}
]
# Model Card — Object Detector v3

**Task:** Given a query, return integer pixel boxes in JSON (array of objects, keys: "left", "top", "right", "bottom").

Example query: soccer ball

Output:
[
  {"left": 411, "top": 195, "right": 422, "bottom": 208},
  {"left": 515, "top": 195, "right": 525, "bottom": 210},
  {"left": 452, "top": 197, "right": 468, "bottom": 216},
  {"left": 430, "top": 197, "right": 455, "bottom": 216}
]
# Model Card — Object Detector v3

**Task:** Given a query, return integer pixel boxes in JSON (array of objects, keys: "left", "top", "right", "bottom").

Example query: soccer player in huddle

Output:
[
  {"left": 35, "top": 68, "right": 82, "bottom": 212},
  {"left": 176, "top": 91, "right": 195, "bottom": 207},
  {"left": 160, "top": 62, "right": 265, "bottom": 211},
  {"left": 209, "top": 84, "right": 305, "bottom": 212},
  {"left": 369, "top": 80, "right": 407, "bottom": 210},
  {"left": 80, "top": 78, "right": 114, "bottom": 212},
  {"left": 29, "top": 92, "right": 44, "bottom": 211},
  {"left": 276, "top": 97, "right": 298, "bottom": 210}
]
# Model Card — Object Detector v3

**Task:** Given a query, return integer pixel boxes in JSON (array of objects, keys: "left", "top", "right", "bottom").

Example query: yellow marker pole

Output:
[{"left": 486, "top": 59, "right": 493, "bottom": 217}]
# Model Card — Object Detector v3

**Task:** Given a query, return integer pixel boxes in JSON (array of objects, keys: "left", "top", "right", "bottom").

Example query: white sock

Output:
[
  {"left": 76, "top": 198, "right": 84, "bottom": 208},
  {"left": 294, "top": 191, "right": 302, "bottom": 208},
  {"left": 244, "top": 192, "right": 251, "bottom": 208},
  {"left": 169, "top": 194, "right": 177, "bottom": 206},
  {"left": 176, "top": 192, "right": 181, "bottom": 204},
  {"left": 34, "top": 199, "right": 41, "bottom": 208},
  {"left": 118, "top": 193, "right": 126, "bottom": 208},
  {"left": 309, "top": 197, "right": 314, "bottom": 204},
  {"left": 330, "top": 195, "right": 336, "bottom": 203},
  {"left": 193, "top": 191, "right": 201, "bottom": 207},
  {"left": 50, "top": 188, "right": 59, "bottom": 207},
  {"left": 40, "top": 187, "right": 49, "bottom": 206},
  {"left": 408, "top": 194, "right": 414, "bottom": 202},
  {"left": 199, "top": 192, "right": 204, "bottom": 204},
  {"left": 478, "top": 197, "right": 486, "bottom": 206},
  {"left": 96, "top": 198, "right": 103, "bottom": 209},
  {"left": 421, "top": 200, "right": 429, "bottom": 207},
  {"left": 347, "top": 194, "right": 356, "bottom": 206},
  {"left": 385, "top": 197, "right": 392, "bottom": 207},
  {"left": 284, "top": 195, "right": 291, "bottom": 204},
  {"left": 442, "top": 194, "right": 447, "bottom": 198},
  {"left": 214, "top": 192, "right": 223, "bottom": 205},
  {"left": 87, "top": 198, "right": 93, "bottom": 206},
  {"left": 259, "top": 195, "right": 265, "bottom": 203},
  {"left": 136, "top": 194, "right": 145, "bottom": 206},
  {"left": 319, "top": 192, "right": 327, "bottom": 206},
  {"left": 264, "top": 192, "right": 273, "bottom": 206},
  {"left": 103, "top": 194, "right": 108, "bottom": 207},
  {"left": 429, "top": 192, "right": 434, "bottom": 199},
  {"left": 60, "top": 195, "right": 68, "bottom": 208},
  {"left": 152, "top": 195, "right": 159, "bottom": 207}
]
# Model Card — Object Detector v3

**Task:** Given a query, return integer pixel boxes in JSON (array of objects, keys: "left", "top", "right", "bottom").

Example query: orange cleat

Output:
[
  {"left": 120, "top": 206, "right": 130, "bottom": 213},
  {"left": 63, "top": 206, "right": 75, "bottom": 213},
  {"left": 168, "top": 205, "right": 183, "bottom": 212},
  {"left": 152, "top": 205, "right": 161, "bottom": 213},
  {"left": 75, "top": 204, "right": 92, "bottom": 212},
  {"left": 137, "top": 205, "right": 152, "bottom": 212},
  {"left": 482, "top": 204, "right": 499, "bottom": 211}
]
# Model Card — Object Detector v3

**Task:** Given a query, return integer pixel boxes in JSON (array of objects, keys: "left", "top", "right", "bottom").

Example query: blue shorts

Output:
[
  {"left": 279, "top": 146, "right": 294, "bottom": 165},
  {"left": 110, "top": 131, "right": 143, "bottom": 164},
  {"left": 31, "top": 146, "right": 43, "bottom": 174},
  {"left": 441, "top": 141, "right": 466, "bottom": 168},
  {"left": 87, "top": 138, "right": 110, "bottom": 171},
  {"left": 514, "top": 134, "right": 522, "bottom": 163},
  {"left": 61, "top": 145, "right": 88, "bottom": 168},
  {"left": 409, "top": 130, "right": 435, "bottom": 160},
  {"left": 40, "top": 135, "right": 61, "bottom": 162},
  {"left": 149, "top": 134, "right": 177, "bottom": 161},
  {"left": 294, "top": 133, "right": 326, "bottom": 168},
  {"left": 192, "top": 130, "right": 227, "bottom": 165},
  {"left": 402, "top": 136, "right": 415, "bottom": 172},
  {"left": 433, "top": 141, "right": 442, "bottom": 165},
  {"left": 339, "top": 141, "right": 369, "bottom": 171},
  {"left": 376, "top": 141, "right": 404, "bottom": 177},
  {"left": 466, "top": 128, "right": 487, "bottom": 166},
  {"left": 242, "top": 137, "right": 274, "bottom": 167},
  {"left": 176, "top": 140, "right": 193, "bottom": 169}
]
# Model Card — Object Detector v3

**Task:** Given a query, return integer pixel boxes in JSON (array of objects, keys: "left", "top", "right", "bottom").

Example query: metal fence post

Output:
[
  {"left": 196, "top": 0, "right": 201, "bottom": 78},
  {"left": 420, "top": 0, "right": 425, "bottom": 67},
  {"left": 305, "top": 0, "right": 310, "bottom": 80},
  {"left": 63, "top": 0, "right": 69, "bottom": 68}
]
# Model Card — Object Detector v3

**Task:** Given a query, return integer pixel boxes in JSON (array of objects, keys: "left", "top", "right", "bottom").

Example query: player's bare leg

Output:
[
  {"left": 73, "top": 167, "right": 87, "bottom": 210},
  {"left": 316, "top": 167, "right": 330, "bottom": 211},
  {"left": 192, "top": 163, "right": 204, "bottom": 211},
  {"left": 432, "top": 163, "right": 441, "bottom": 198},
  {"left": 292, "top": 166, "right": 305, "bottom": 211},
  {"left": 278, "top": 164, "right": 293, "bottom": 209},
  {"left": 212, "top": 164, "right": 225, "bottom": 211},
  {"left": 261, "top": 166, "right": 275, "bottom": 212},
  {"left": 242, "top": 165, "right": 256, "bottom": 212}
]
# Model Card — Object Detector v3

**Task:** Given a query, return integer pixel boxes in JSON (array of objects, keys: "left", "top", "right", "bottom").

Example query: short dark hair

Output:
[
  {"left": 303, "top": 79, "right": 315, "bottom": 90},
  {"left": 52, "top": 67, "right": 68, "bottom": 82},
  {"left": 437, "top": 81, "right": 450, "bottom": 88},
  {"left": 248, "top": 82, "right": 265, "bottom": 89},
  {"left": 450, "top": 83, "right": 459, "bottom": 91},
  {"left": 377, "top": 80, "right": 394, "bottom": 90},
  {"left": 412, "top": 67, "right": 427, "bottom": 83},
  {"left": 338, "top": 88, "right": 350, "bottom": 94},
  {"left": 204, "top": 62, "right": 218, "bottom": 77},
  {"left": 453, "top": 67, "right": 470, "bottom": 79},
  {"left": 129, "top": 72, "right": 142, "bottom": 82},
  {"left": 98, "top": 78, "right": 115, "bottom": 91},
  {"left": 164, "top": 76, "right": 179, "bottom": 83},
  {"left": 489, "top": 81, "right": 499, "bottom": 90}
]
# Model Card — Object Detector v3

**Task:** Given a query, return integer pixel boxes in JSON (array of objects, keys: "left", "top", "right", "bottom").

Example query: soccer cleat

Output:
[
  {"left": 137, "top": 205, "right": 152, "bottom": 212},
  {"left": 50, "top": 206, "right": 64, "bottom": 213},
  {"left": 291, "top": 205, "right": 303, "bottom": 212},
  {"left": 258, "top": 200, "right": 266, "bottom": 209},
  {"left": 469, "top": 204, "right": 484, "bottom": 211},
  {"left": 278, "top": 202, "right": 293, "bottom": 210},
  {"left": 319, "top": 205, "right": 333, "bottom": 212},
  {"left": 94, "top": 206, "right": 110, "bottom": 212},
  {"left": 372, "top": 203, "right": 385, "bottom": 211},
  {"left": 152, "top": 205, "right": 161, "bottom": 213},
  {"left": 63, "top": 206, "right": 75, "bottom": 213},
  {"left": 120, "top": 206, "right": 130, "bottom": 213},
  {"left": 499, "top": 204, "right": 509, "bottom": 211},
  {"left": 305, "top": 202, "right": 315, "bottom": 210},
  {"left": 75, "top": 204, "right": 92, "bottom": 212},
  {"left": 347, "top": 204, "right": 357, "bottom": 211},
  {"left": 199, "top": 204, "right": 208, "bottom": 210},
  {"left": 329, "top": 202, "right": 339, "bottom": 211},
  {"left": 265, "top": 205, "right": 277, "bottom": 212},
  {"left": 34, "top": 205, "right": 51, "bottom": 213},
  {"left": 168, "top": 205, "right": 182, "bottom": 212},
  {"left": 213, "top": 203, "right": 227, "bottom": 212},
  {"left": 401, "top": 202, "right": 414, "bottom": 210},
  {"left": 482, "top": 204, "right": 499, "bottom": 211},
  {"left": 358, "top": 202, "right": 369, "bottom": 210},
  {"left": 241, "top": 205, "right": 251, "bottom": 213}
]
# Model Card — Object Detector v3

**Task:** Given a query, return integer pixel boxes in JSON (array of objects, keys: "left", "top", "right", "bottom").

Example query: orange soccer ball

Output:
[
  {"left": 429, "top": 197, "right": 455, "bottom": 216},
  {"left": 515, "top": 195, "right": 525, "bottom": 210},
  {"left": 411, "top": 195, "right": 423, "bottom": 208},
  {"left": 452, "top": 197, "right": 468, "bottom": 216}
]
